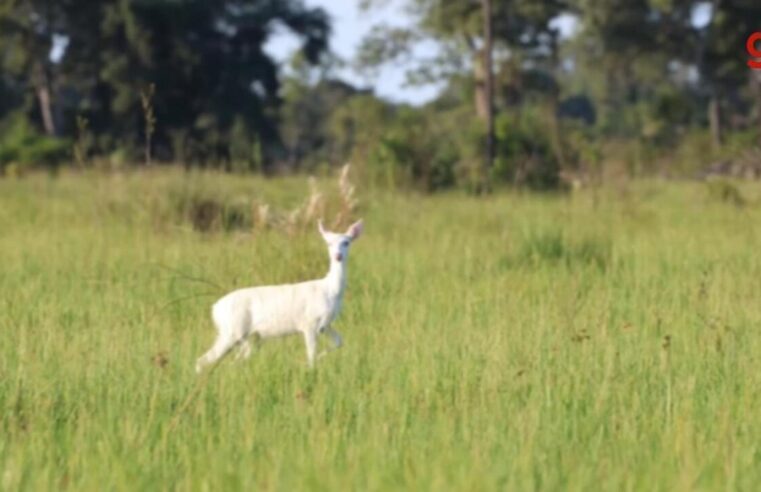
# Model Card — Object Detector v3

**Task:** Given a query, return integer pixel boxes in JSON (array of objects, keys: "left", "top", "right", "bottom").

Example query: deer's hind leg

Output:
[
  {"left": 196, "top": 309, "right": 250, "bottom": 373},
  {"left": 318, "top": 326, "right": 343, "bottom": 360},
  {"left": 234, "top": 339, "right": 252, "bottom": 361},
  {"left": 195, "top": 335, "right": 237, "bottom": 373}
]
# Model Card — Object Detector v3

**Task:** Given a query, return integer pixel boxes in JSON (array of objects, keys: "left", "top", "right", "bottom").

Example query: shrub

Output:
[
  {"left": 366, "top": 107, "right": 457, "bottom": 191},
  {"left": 493, "top": 110, "right": 561, "bottom": 189},
  {"left": 0, "top": 114, "right": 70, "bottom": 174}
]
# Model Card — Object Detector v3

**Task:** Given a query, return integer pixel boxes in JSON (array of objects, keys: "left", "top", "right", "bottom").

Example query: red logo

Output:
[{"left": 748, "top": 32, "right": 761, "bottom": 69}]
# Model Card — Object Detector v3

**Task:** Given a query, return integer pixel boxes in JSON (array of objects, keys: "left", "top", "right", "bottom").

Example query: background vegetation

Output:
[{"left": 1, "top": 0, "right": 760, "bottom": 190}]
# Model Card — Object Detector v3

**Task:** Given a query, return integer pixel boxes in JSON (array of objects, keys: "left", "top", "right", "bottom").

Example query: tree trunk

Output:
[
  {"left": 34, "top": 63, "right": 57, "bottom": 136},
  {"left": 547, "top": 93, "right": 566, "bottom": 170},
  {"left": 708, "top": 93, "right": 722, "bottom": 151},
  {"left": 473, "top": 50, "right": 488, "bottom": 120},
  {"left": 481, "top": 0, "right": 494, "bottom": 189}
]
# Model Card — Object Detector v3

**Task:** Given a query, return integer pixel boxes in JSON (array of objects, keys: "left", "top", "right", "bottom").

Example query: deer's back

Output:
[{"left": 215, "top": 280, "right": 335, "bottom": 338}]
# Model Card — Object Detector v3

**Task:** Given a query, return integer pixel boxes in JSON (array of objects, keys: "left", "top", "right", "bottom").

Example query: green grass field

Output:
[{"left": 2, "top": 170, "right": 761, "bottom": 490}]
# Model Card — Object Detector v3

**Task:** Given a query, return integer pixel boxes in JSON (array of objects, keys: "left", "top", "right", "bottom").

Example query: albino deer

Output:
[{"left": 195, "top": 219, "right": 363, "bottom": 373}]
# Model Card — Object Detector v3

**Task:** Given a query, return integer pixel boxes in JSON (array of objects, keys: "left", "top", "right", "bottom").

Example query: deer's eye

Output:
[{"left": 341, "top": 241, "right": 349, "bottom": 248}]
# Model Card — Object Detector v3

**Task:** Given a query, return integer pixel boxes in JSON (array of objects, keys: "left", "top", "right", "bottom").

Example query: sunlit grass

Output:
[{"left": 2, "top": 169, "right": 761, "bottom": 490}]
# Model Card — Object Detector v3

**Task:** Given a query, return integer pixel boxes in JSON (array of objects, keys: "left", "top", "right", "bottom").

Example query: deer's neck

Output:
[{"left": 324, "top": 259, "right": 347, "bottom": 299}]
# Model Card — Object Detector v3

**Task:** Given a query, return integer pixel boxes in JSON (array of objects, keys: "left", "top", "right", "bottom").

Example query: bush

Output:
[
  {"left": 493, "top": 110, "right": 561, "bottom": 189},
  {"left": 0, "top": 115, "right": 70, "bottom": 174},
  {"left": 362, "top": 104, "right": 578, "bottom": 192},
  {"left": 366, "top": 107, "right": 457, "bottom": 191}
]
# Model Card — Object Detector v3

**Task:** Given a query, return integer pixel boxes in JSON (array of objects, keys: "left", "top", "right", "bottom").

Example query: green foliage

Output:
[
  {"left": 366, "top": 107, "right": 458, "bottom": 191},
  {"left": 280, "top": 66, "right": 368, "bottom": 169},
  {"left": 1, "top": 0, "right": 759, "bottom": 187},
  {"left": 700, "top": 1, "right": 761, "bottom": 93},
  {"left": 328, "top": 95, "right": 393, "bottom": 166},
  {"left": 0, "top": 115, "right": 69, "bottom": 173},
  {"left": 493, "top": 110, "right": 560, "bottom": 189},
  {"left": 620, "top": 85, "right": 704, "bottom": 149},
  {"left": 229, "top": 117, "right": 263, "bottom": 173},
  {"left": 0, "top": 0, "right": 331, "bottom": 165}
]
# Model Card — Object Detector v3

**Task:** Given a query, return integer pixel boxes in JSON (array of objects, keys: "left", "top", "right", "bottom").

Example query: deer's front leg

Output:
[
  {"left": 319, "top": 326, "right": 343, "bottom": 359},
  {"left": 303, "top": 330, "right": 318, "bottom": 368}
]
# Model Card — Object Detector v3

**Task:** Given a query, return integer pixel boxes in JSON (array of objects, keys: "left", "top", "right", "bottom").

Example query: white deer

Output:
[{"left": 195, "top": 219, "right": 363, "bottom": 373}]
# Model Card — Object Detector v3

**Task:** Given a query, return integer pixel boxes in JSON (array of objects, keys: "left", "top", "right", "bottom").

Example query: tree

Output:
[
  {"left": 698, "top": 0, "right": 761, "bottom": 149},
  {"left": 569, "top": 0, "right": 695, "bottom": 136},
  {"left": 0, "top": 0, "right": 67, "bottom": 135},
  {"left": 0, "top": 0, "right": 331, "bottom": 165},
  {"left": 482, "top": 0, "right": 495, "bottom": 186},
  {"left": 357, "top": 0, "right": 572, "bottom": 188},
  {"left": 280, "top": 53, "right": 371, "bottom": 167}
]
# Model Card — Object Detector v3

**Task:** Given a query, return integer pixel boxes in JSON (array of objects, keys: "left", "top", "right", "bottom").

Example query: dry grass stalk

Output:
[
  {"left": 254, "top": 203, "right": 271, "bottom": 230},
  {"left": 251, "top": 167, "right": 355, "bottom": 235},
  {"left": 333, "top": 163, "right": 358, "bottom": 229},
  {"left": 303, "top": 176, "right": 325, "bottom": 224}
]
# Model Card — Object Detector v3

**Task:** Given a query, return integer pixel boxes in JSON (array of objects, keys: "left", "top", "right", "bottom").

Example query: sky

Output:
[{"left": 264, "top": 0, "right": 445, "bottom": 105}]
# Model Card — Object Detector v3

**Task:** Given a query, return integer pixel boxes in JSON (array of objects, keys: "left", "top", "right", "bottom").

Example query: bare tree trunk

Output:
[
  {"left": 709, "top": 93, "right": 722, "bottom": 151},
  {"left": 465, "top": 34, "right": 488, "bottom": 120},
  {"left": 547, "top": 93, "right": 566, "bottom": 170},
  {"left": 473, "top": 49, "right": 488, "bottom": 120},
  {"left": 482, "top": 0, "right": 494, "bottom": 189},
  {"left": 36, "top": 86, "right": 56, "bottom": 136},
  {"left": 34, "top": 63, "right": 56, "bottom": 136}
]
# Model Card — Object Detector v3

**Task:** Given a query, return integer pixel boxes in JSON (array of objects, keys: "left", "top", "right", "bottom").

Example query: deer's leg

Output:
[
  {"left": 319, "top": 326, "right": 343, "bottom": 359},
  {"left": 303, "top": 330, "right": 318, "bottom": 368},
  {"left": 195, "top": 335, "right": 236, "bottom": 374},
  {"left": 234, "top": 339, "right": 252, "bottom": 361}
]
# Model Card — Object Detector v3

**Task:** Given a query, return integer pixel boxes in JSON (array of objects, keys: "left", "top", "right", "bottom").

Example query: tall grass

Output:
[{"left": 2, "top": 169, "right": 761, "bottom": 490}]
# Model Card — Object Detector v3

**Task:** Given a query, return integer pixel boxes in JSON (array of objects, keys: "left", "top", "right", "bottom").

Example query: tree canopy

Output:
[
  {"left": 0, "top": 0, "right": 330, "bottom": 166},
  {"left": 0, "top": 0, "right": 760, "bottom": 189}
]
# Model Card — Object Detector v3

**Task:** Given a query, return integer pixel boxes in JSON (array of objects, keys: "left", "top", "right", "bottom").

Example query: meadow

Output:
[{"left": 2, "top": 169, "right": 761, "bottom": 491}]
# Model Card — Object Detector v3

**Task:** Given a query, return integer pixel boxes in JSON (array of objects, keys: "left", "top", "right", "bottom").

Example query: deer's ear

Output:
[
  {"left": 346, "top": 219, "right": 363, "bottom": 240},
  {"left": 318, "top": 219, "right": 327, "bottom": 236}
]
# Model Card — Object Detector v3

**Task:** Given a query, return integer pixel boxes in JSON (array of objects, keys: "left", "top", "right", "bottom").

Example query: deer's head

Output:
[{"left": 318, "top": 219, "right": 363, "bottom": 263}]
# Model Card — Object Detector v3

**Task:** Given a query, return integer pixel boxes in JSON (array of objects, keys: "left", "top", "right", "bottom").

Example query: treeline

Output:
[
  {"left": 0, "top": 0, "right": 329, "bottom": 170},
  {"left": 1, "top": 0, "right": 760, "bottom": 190}
]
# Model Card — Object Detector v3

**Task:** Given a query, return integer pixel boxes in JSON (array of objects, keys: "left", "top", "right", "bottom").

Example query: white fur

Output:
[{"left": 195, "top": 219, "right": 363, "bottom": 373}]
